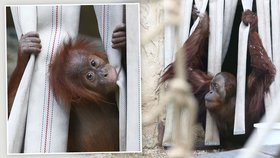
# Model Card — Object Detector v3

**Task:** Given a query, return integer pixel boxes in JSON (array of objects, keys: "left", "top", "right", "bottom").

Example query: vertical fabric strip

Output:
[
  {"left": 106, "top": 6, "right": 109, "bottom": 51},
  {"left": 234, "top": 0, "right": 253, "bottom": 135},
  {"left": 44, "top": 5, "right": 59, "bottom": 153},
  {"left": 40, "top": 6, "right": 54, "bottom": 153},
  {"left": 16, "top": 7, "right": 23, "bottom": 36},
  {"left": 48, "top": 96, "right": 55, "bottom": 152},
  {"left": 205, "top": 0, "right": 223, "bottom": 145},
  {"left": 48, "top": 6, "right": 62, "bottom": 152},
  {"left": 102, "top": 5, "right": 106, "bottom": 51}
]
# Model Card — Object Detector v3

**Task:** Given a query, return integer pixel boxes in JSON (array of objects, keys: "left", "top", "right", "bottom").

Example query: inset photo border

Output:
[{"left": 4, "top": 3, "right": 141, "bottom": 156}]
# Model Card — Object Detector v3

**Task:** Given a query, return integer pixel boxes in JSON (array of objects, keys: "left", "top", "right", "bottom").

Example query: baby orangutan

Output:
[
  {"left": 8, "top": 24, "right": 126, "bottom": 152},
  {"left": 49, "top": 37, "right": 119, "bottom": 152}
]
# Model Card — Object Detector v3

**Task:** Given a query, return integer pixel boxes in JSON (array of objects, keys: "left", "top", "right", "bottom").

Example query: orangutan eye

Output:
[
  {"left": 214, "top": 83, "right": 219, "bottom": 89},
  {"left": 91, "top": 60, "right": 97, "bottom": 67},
  {"left": 212, "top": 83, "right": 218, "bottom": 89},
  {"left": 86, "top": 72, "right": 94, "bottom": 81}
]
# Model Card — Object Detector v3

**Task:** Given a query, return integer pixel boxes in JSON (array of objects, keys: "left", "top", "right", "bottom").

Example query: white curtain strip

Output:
[
  {"left": 256, "top": 0, "right": 273, "bottom": 110},
  {"left": 195, "top": 0, "right": 204, "bottom": 11},
  {"left": 256, "top": 0, "right": 272, "bottom": 58},
  {"left": 162, "top": 0, "right": 179, "bottom": 148},
  {"left": 9, "top": 6, "right": 80, "bottom": 153},
  {"left": 93, "top": 5, "right": 128, "bottom": 151},
  {"left": 234, "top": 0, "right": 253, "bottom": 135},
  {"left": 163, "top": 26, "right": 176, "bottom": 68},
  {"left": 222, "top": 0, "right": 238, "bottom": 61},
  {"left": 195, "top": 0, "right": 208, "bottom": 14},
  {"left": 8, "top": 6, "right": 37, "bottom": 152},
  {"left": 163, "top": 0, "right": 177, "bottom": 68},
  {"left": 162, "top": 103, "right": 174, "bottom": 147},
  {"left": 179, "top": 0, "right": 193, "bottom": 44},
  {"left": 25, "top": 6, "right": 79, "bottom": 153},
  {"left": 189, "top": 0, "right": 208, "bottom": 35},
  {"left": 205, "top": 0, "right": 224, "bottom": 146},
  {"left": 125, "top": 4, "right": 141, "bottom": 151},
  {"left": 270, "top": 0, "right": 280, "bottom": 120},
  {"left": 234, "top": 22, "right": 249, "bottom": 135}
]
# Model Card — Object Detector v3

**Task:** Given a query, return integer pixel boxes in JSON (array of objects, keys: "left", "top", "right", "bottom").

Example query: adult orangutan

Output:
[
  {"left": 161, "top": 10, "right": 276, "bottom": 147},
  {"left": 8, "top": 24, "right": 126, "bottom": 152}
]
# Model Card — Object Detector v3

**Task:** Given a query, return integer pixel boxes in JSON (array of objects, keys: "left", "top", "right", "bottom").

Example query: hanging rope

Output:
[{"left": 143, "top": 0, "right": 198, "bottom": 157}]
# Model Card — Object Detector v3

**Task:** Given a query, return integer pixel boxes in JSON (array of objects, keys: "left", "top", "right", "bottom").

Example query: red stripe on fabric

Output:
[{"left": 44, "top": 6, "right": 59, "bottom": 153}]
